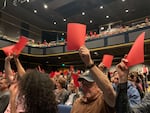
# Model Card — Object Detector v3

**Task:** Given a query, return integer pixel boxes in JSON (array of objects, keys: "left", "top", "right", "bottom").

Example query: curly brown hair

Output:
[{"left": 19, "top": 69, "right": 58, "bottom": 113}]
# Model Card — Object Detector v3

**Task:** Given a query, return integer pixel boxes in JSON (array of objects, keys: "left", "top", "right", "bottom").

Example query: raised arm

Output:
[
  {"left": 4, "top": 55, "right": 14, "bottom": 81},
  {"left": 9, "top": 83, "right": 19, "bottom": 113},
  {"left": 13, "top": 55, "right": 25, "bottom": 77},
  {"left": 79, "top": 46, "right": 116, "bottom": 107},
  {"left": 115, "top": 58, "right": 131, "bottom": 113}
]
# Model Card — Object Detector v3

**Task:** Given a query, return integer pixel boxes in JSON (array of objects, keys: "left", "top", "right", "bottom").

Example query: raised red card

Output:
[
  {"left": 67, "top": 23, "right": 86, "bottom": 50},
  {"left": 126, "top": 32, "right": 145, "bottom": 67},
  {"left": 2, "top": 45, "right": 15, "bottom": 56},
  {"left": 102, "top": 54, "right": 114, "bottom": 68},
  {"left": 72, "top": 73, "right": 79, "bottom": 87},
  {"left": 12, "top": 36, "right": 28, "bottom": 55}
]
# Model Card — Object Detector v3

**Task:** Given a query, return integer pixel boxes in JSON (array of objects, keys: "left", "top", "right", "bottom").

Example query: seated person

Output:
[
  {"left": 0, "top": 77, "right": 10, "bottom": 113},
  {"left": 112, "top": 71, "right": 141, "bottom": 107},
  {"left": 54, "top": 77, "right": 68, "bottom": 104},
  {"left": 64, "top": 79, "right": 80, "bottom": 106}
]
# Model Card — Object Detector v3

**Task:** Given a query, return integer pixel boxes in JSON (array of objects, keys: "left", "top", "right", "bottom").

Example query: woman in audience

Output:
[
  {"left": 4, "top": 54, "right": 26, "bottom": 113},
  {"left": 4, "top": 55, "right": 58, "bottom": 113},
  {"left": 54, "top": 76, "right": 68, "bottom": 104},
  {"left": 5, "top": 69, "right": 58, "bottom": 113},
  {"left": 64, "top": 79, "right": 80, "bottom": 106},
  {"left": 0, "top": 76, "right": 10, "bottom": 113}
]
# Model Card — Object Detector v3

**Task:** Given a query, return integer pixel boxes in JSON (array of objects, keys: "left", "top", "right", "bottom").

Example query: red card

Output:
[
  {"left": 102, "top": 54, "right": 114, "bottom": 68},
  {"left": 12, "top": 36, "right": 28, "bottom": 55},
  {"left": 2, "top": 45, "right": 15, "bottom": 56},
  {"left": 72, "top": 73, "right": 79, "bottom": 87},
  {"left": 49, "top": 71, "right": 55, "bottom": 78},
  {"left": 126, "top": 32, "right": 145, "bottom": 67},
  {"left": 67, "top": 23, "right": 86, "bottom": 50}
]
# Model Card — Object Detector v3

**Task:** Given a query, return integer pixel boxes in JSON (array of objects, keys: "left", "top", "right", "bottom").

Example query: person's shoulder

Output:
[
  {"left": 142, "top": 92, "right": 150, "bottom": 102},
  {"left": 4, "top": 91, "right": 10, "bottom": 96},
  {"left": 0, "top": 91, "right": 10, "bottom": 97}
]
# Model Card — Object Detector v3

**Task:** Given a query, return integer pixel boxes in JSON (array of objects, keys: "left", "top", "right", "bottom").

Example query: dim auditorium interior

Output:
[{"left": 0, "top": 0, "right": 150, "bottom": 112}]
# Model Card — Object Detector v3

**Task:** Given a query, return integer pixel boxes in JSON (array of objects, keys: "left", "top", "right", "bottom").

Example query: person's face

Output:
[
  {"left": 80, "top": 80, "right": 99, "bottom": 99},
  {"left": 68, "top": 80, "right": 76, "bottom": 91},
  {"left": 113, "top": 72, "right": 119, "bottom": 84},
  {"left": 55, "top": 82, "right": 62, "bottom": 89}
]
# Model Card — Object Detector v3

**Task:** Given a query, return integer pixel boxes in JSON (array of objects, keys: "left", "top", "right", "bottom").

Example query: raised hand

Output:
[
  {"left": 116, "top": 58, "right": 129, "bottom": 83},
  {"left": 79, "top": 46, "right": 94, "bottom": 66}
]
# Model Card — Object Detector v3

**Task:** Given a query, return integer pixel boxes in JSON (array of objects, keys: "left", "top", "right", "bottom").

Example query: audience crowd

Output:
[
  {"left": 0, "top": 17, "right": 150, "bottom": 113},
  {"left": 0, "top": 45, "right": 149, "bottom": 113}
]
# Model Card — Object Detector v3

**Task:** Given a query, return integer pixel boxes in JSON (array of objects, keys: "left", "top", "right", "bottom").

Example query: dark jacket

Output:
[
  {"left": 115, "top": 82, "right": 132, "bottom": 113},
  {"left": 115, "top": 82, "right": 150, "bottom": 113},
  {"left": 0, "top": 91, "right": 10, "bottom": 113}
]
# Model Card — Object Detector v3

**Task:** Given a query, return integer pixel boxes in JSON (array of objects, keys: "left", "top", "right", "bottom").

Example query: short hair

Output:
[{"left": 57, "top": 77, "right": 66, "bottom": 88}]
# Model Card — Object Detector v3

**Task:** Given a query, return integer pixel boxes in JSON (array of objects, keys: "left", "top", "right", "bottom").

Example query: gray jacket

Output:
[{"left": 0, "top": 91, "right": 10, "bottom": 113}]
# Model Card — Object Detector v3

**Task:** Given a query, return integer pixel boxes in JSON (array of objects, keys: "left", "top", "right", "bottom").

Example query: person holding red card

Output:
[
  {"left": 102, "top": 54, "right": 114, "bottom": 69},
  {"left": 71, "top": 46, "right": 116, "bottom": 113},
  {"left": 67, "top": 23, "right": 86, "bottom": 51},
  {"left": 115, "top": 58, "right": 150, "bottom": 113},
  {"left": 4, "top": 55, "right": 58, "bottom": 113}
]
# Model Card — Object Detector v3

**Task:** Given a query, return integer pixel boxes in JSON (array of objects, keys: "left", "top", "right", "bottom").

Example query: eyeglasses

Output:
[{"left": 114, "top": 78, "right": 119, "bottom": 80}]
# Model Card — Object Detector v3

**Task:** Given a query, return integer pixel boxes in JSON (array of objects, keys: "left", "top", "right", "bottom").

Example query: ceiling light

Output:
[
  {"left": 58, "top": 57, "right": 61, "bottom": 59},
  {"left": 94, "top": 52, "right": 98, "bottom": 55},
  {"left": 106, "top": 15, "right": 109, "bottom": 18},
  {"left": 100, "top": 6, "right": 104, "bottom": 9},
  {"left": 61, "top": 38, "right": 64, "bottom": 41},
  {"left": 61, "top": 63, "right": 65, "bottom": 67},
  {"left": 27, "top": 0, "right": 30, "bottom": 2},
  {"left": 53, "top": 21, "right": 57, "bottom": 25},
  {"left": 63, "top": 18, "right": 66, "bottom": 22},
  {"left": 82, "top": 12, "right": 85, "bottom": 16},
  {"left": 122, "top": 0, "right": 126, "bottom": 2},
  {"left": 33, "top": 9, "right": 37, "bottom": 13},
  {"left": 46, "top": 61, "right": 49, "bottom": 63},
  {"left": 90, "top": 20, "right": 93, "bottom": 23},
  {"left": 44, "top": 4, "right": 48, "bottom": 9},
  {"left": 101, "top": 27, "right": 104, "bottom": 30},
  {"left": 125, "top": 9, "right": 129, "bottom": 13}
]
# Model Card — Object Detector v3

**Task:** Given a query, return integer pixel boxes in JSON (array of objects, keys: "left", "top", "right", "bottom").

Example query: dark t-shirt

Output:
[{"left": 0, "top": 91, "right": 10, "bottom": 113}]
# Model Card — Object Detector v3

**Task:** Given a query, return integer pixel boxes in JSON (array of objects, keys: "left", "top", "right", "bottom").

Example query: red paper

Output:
[
  {"left": 72, "top": 73, "right": 79, "bottom": 87},
  {"left": 102, "top": 54, "right": 114, "bottom": 68},
  {"left": 67, "top": 23, "right": 86, "bottom": 50},
  {"left": 2, "top": 45, "right": 15, "bottom": 56},
  {"left": 12, "top": 36, "right": 28, "bottom": 55},
  {"left": 126, "top": 32, "right": 145, "bottom": 67},
  {"left": 49, "top": 71, "right": 55, "bottom": 78}
]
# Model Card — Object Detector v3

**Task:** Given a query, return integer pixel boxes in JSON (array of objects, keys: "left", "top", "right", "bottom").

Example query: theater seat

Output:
[{"left": 58, "top": 104, "right": 72, "bottom": 113}]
